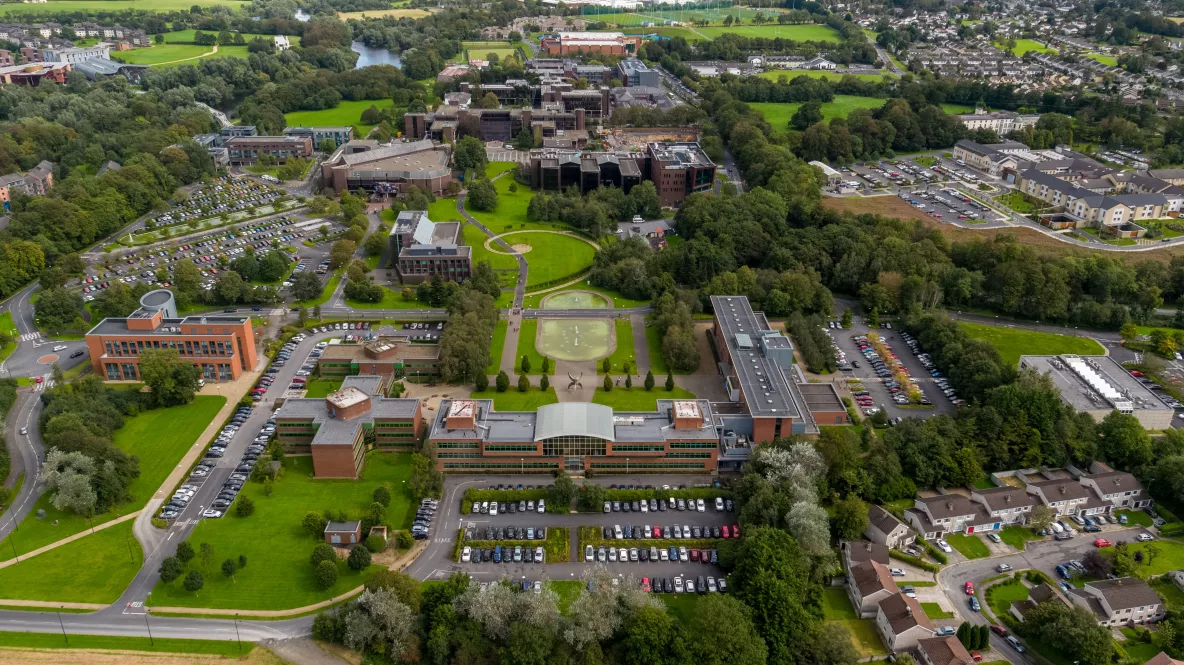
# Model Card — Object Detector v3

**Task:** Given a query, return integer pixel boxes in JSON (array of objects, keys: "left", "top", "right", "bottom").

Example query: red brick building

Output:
[{"left": 540, "top": 32, "right": 642, "bottom": 56}]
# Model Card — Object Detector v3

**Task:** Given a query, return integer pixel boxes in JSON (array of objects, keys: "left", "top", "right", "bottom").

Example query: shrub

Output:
[
  {"left": 460, "top": 500, "right": 472, "bottom": 514},
  {"left": 235, "top": 495, "right": 255, "bottom": 517},
  {"left": 152, "top": 518, "right": 168, "bottom": 529},
  {"left": 314, "top": 560, "right": 338, "bottom": 590},
  {"left": 303, "top": 511, "right": 328, "bottom": 538},
  {"left": 348, "top": 545, "right": 372, "bottom": 571},
  {"left": 365, "top": 534, "right": 387, "bottom": 553},
  {"left": 395, "top": 530, "right": 414, "bottom": 549},
  {"left": 310, "top": 543, "right": 337, "bottom": 567},
  {"left": 373, "top": 486, "right": 391, "bottom": 507}
]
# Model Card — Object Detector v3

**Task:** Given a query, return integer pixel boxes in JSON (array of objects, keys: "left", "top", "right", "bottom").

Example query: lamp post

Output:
[
  {"left": 57, "top": 606, "right": 68, "bottom": 644},
  {"left": 144, "top": 606, "right": 154, "bottom": 646},
  {"left": 234, "top": 613, "right": 242, "bottom": 653},
  {"left": 520, "top": 458, "right": 524, "bottom": 474}
]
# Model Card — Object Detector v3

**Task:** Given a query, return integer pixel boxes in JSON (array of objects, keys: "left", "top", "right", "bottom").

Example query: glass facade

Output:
[
  {"left": 541, "top": 435, "right": 608, "bottom": 457},
  {"left": 669, "top": 442, "right": 717, "bottom": 449},
  {"left": 612, "top": 445, "right": 665, "bottom": 453},
  {"left": 442, "top": 461, "right": 559, "bottom": 471},
  {"left": 485, "top": 444, "right": 540, "bottom": 453}
]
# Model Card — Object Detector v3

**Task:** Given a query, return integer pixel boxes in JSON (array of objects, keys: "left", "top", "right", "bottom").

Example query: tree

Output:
[
  {"left": 867, "top": 308, "right": 880, "bottom": 328},
  {"left": 35, "top": 287, "right": 83, "bottom": 331},
  {"left": 1082, "top": 549, "right": 1113, "bottom": 578},
  {"left": 315, "top": 559, "right": 338, "bottom": 590},
  {"left": 303, "top": 511, "right": 328, "bottom": 538},
  {"left": 454, "top": 136, "right": 488, "bottom": 173},
  {"left": 602, "top": 358, "right": 612, "bottom": 373},
  {"left": 1098, "top": 411, "right": 1154, "bottom": 470},
  {"left": 665, "top": 371, "right": 675, "bottom": 391},
  {"left": 518, "top": 373, "right": 530, "bottom": 392},
  {"left": 138, "top": 348, "right": 202, "bottom": 407},
  {"left": 311, "top": 543, "right": 338, "bottom": 567},
  {"left": 521, "top": 355, "right": 532, "bottom": 374},
  {"left": 159, "top": 556, "right": 183, "bottom": 584},
  {"left": 540, "top": 373, "right": 550, "bottom": 391},
  {"left": 603, "top": 374, "right": 613, "bottom": 392},
  {"left": 956, "top": 622, "right": 971, "bottom": 647},
  {"left": 235, "top": 495, "right": 255, "bottom": 517},
  {"left": 365, "top": 570, "right": 423, "bottom": 613},
  {"left": 373, "top": 486, "right": 391, "bottom": 507},
  {"left": 1119, "top": 322, "right": 1139, "bottom": 343},
  {"left": 363, "top": 233, "right": 386, "bottom": 258},
  {"left": 792, "top": 101, "right": 824, "bottom": 130},
  {"left": 467, "top": 179, "right": 498, "bottom": 212},
  {"left": 496, "top": 370, "right": 510, "bottom": 392},
  {"left": 329, "top": 240, "right": 357, "bottom": 269},
  {"left": 687, "top": 594, "right": 770, "bottom": 665},
  {"left": 541, "top": 357, "right": 551, "bottom": 374},
  {"left": 1029, "top": 504, "right": 1057, "bottom": 532},
  {"left": 183, "top": 570, "right": 204, "bottom": 594},
  {"left": 475, "top": 372, "right": 489, "bottom": 391},
  {"left": 175, "top": 540, "right": 195, "bottom": 564},
  {"left": 348, "top": 545, "right": 372, "bottom": 571},
  {"left": 199, "top": 542, "right": 215, "bottom": 571},
  {"left": 291, "top": 270, "right": 324, "bottom": 303},
  {"left": 368, "top": 501, "right": 386, "bottom": 524},
  {"left": 625, "top": 374, "right": 633, "bottom": 389},
  {"left": 832, "top": 495, "right": 870, "bottom": 540},
  {"left": 221, "top": 558, "right": 238, "bottom": 582},
  {"left": 842, "top": 308, "right": 853, "bottom": 328},
  {"left": 801, "top": 621, "right": 859, "bottom": 665}
]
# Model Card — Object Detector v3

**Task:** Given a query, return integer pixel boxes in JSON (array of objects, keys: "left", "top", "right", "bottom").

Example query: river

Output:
[{"left": 293, "top": 9, "right": 401, "bottom": 69}]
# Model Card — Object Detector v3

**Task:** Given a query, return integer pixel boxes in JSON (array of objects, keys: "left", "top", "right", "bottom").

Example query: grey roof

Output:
[
  {"left": 845, "top": 540, "right": 890, "bottom": 565},
  {"left": 1021, "top": 168, "right": 1085, "bottom": 196},
  {"left": 1085, "top": 578, "right": 1162, "bottom": 610},
  {"left": 324, "top": 521, "right": 360, "bottom": 533},
  {"left": 868, "top": 504, "right": 907, "bottom": 535},
  {"left": 710, "top": 295, "right": 805, "bottom": 420},
  {"left": 917, "top": 637, "right": 973, "bottom": 665},
  {"left": 1083, "top": 471, "right": 1143, "bottom": 495},
  {"left": 534, "top": 403, "right": 615, "bottom": 442},
  {"left": 341, "top": 375, "right": 385, "bottom": 395},
  {"left": 973, "top": 486, "right": 1038, "bottom": 511},
  {"left": 918, "top": 494, "right": 978, "bottom": 520},
  {"left": 1027, "top": 478, "right": 1093, "bottom": 501},
  {"left": 879, "top": 593, "right": 934, "bottom": 634},
  {"left": 851, "top": 560, "right": 895, "bottom": 597},
  {"left": 337, "top": 139, "right": 437, "bottom": 167}
]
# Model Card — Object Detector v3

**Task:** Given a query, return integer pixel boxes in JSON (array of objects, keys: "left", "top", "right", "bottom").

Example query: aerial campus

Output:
[{"left": 6, "top": 1, "right": 1184, "bottom": 665}]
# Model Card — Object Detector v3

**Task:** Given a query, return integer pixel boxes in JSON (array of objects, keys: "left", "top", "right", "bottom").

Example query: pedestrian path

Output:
[{"left": 0, "top": 511, "right": 139, "bottom": 570}]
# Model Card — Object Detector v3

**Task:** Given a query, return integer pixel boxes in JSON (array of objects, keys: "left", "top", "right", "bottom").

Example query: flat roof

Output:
[
  {"left": 798, "top": 383, "right": 846, "bottom": 412},
  {"left": 318, "top": 340, "right": 440, "bottom": 361},
  {"left": 87, "top": 314, "right": 249, "bottom": 336},
  {"left": 1019, "top": 355, "right": 1171, "bottom": 413},
  {"left": 710, "top": 295, "right": 803, "bottom": 420}
]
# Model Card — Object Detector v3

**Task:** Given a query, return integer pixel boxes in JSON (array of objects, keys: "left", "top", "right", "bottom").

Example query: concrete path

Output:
[
  {"left": 457, "top": 194, "right": 527, "bottom": 309},
  {"left": 0, "top": 511, "right": 138, "bottom": 570},
  {"left": 501, "top": 313, "right": 522, "bottom": 375}
]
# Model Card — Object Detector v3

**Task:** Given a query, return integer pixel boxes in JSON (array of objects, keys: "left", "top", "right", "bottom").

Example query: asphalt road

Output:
[{"left": 0, "top": 392, "right": 45, "bottom": 543}]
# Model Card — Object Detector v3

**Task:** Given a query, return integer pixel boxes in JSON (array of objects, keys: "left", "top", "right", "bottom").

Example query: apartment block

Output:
[{"left": 225, "top": 135, "right": 313, "bottom": 166}]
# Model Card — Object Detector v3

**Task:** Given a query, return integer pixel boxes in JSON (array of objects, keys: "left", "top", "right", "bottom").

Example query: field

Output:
[
  {"left": 515, "top": 320, "right": 550, "bottom": 376},
  {"left": 462, "top": 41, "right": 527, "bottom": 63},
  {"left": 117, "top": 44, "right": 214, "bottom": 65},
  {"left": 945, "top": 533, "right": 990, "bottom": 559},
  {"left": 598, "top": 320, "right": 635, "bottom": 373},
  {"left": 644, "top": 324, "right": 669, "bottom": 374},
  {"left": 468, "top": 387, "right": 559, "bottom": 410},
  {"left": 1087, "top": 53, "right": 1118, "bottom": 66},
  {"left": 284, "top": 99, "right": 395, "bottom": 137},
  {"left": 339, "top": 8, "right": 432, "bottom": 20},
  {"left": 940, "top": 103, "right": 976, "bottom": 114},
  {"left": 699, "top": 24, "right": 841, "bottom": 41},
  {"left": 149, "top": 453, "right": 412, "bottom": 610},
  {"left": 503, "top": 231, "right": 596, "bottom": 287},
  {"left": 590, "top": 385, "right": 697, "bottom": 411},
  {"left": 0, "top": 520, "right": 142, "bottom": 603},
  {"left": 0, "top": 311, "right": 17, "bottom": 365},
  {"left": 0, "top": 631, "right": 249, "bottom": 656},
  {"left": 759, "top": 69, "right": 893, "bottom": 83},
  {"left": 0, "top": 0, "right": 246, "bottom": 14},
  {"left": 621, "top": 26, "right": 704, "bottom": 41},
  {"left": 486, "top": 319, "right": 509, "bottom": 375},
  {"left": 996, "top": 39, "right": 1057, "bottom": 56},
  {"left": 751, "top": 96, "right": 886, "bottom": 130},
  {"left": 0, "top": 396, "right": 226, "bottom": 557},
  {"left": 584, "top": 6, "right": 786, "bottom": 25},
  {"left": 959, "top": 321, "right": 1105, "bottom": 367}
]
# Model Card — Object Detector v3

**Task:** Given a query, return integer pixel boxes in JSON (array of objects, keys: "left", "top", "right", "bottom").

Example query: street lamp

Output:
[
  {"left": 57, "top": 606, "right": 68, "bottom": 644},
  {"left": 234, "top": 613, "right": 242, "bottom": 653},
  {"left": 144, "top": 605, "right": 154, "bottom": 646},
  {"left": 520, "top": 458, "right": 524, "bottom": 474}
]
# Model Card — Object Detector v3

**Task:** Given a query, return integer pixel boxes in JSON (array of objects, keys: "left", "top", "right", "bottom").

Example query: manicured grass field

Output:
[
  {"left": 699, "top": 23, "right": 840, "bottom": 41},
  {"left": 1121, "top": 628, "right": 1163, "bottom": 663},
  {"left": 465, "top": 223, "right": 519, "bottom": 274},
  {"left": 621, "top": 26, "right": 704, "bottom": 41},
  {"left": 160, "top": 29, "right": 289, "bottom": 44},
  {"left": 346, "top": 286, "right": 435, "bottom": 310},
  {"left": 0, "top": 631, "right": 249, "bottom": 655},
  {"left": 284, "top": 99, "right": 395, "bottom": 137},
  {"left": 149, "top": 454, "right": 411, "bottom": 610},
  {"left": 514, "top": 320, "right": 550, "bottom": 376},
  {"left": 822, "top": 586, "right": 857, "bottom": 619},
  {"left": 598, "top": 320, "right": 635, "bottom": 374},
  {"left": 996, "top": 39, "right": 1057, "bottom": 56},
  {"left": 759, "top": 70, "right": 893, "bottom": 83},
  {"left": 921, "top": 602, "right": 954, "bottom": 619},
  {"left": 468, "top": 387, "right": 559, "bottom": 411},
  {"left": 486, "top": 319, "right": 509, "bottom": 375},
  {"left": 117, "top": 43, "right": 213, "bottom": 65},
  {"left": 1118, "top": 539, "right": 1184, "bottom": 576},
  {"left": 987, "top": 581, "right": 1029, "bottom": 617},
  {"left": 428, "top": 196, "right": 465, "bottom": 223},
  {"left": 1087, "top": 53, "right": 1117, "bottom": 66},
  {"left": 0, "top": 311, "right": 17, "bottom": 365},
  {"left": 303, "top": 378, "right": 342, "bottom": 398},
  {"left": 644, "top": 323, "right": 669, "bottom": 375},
  {"left": 590, "top": 386, "right": 696, "bottom": 411},
  {"left": 959, "top": 322, "right": 1105, "bottom": 367},
  {"left": 501, "top": 231, "right": 596, "bottom": 287},
  {"left": 339, "top": 8, "right": 432, "bottom": 19},
  {"left": 0, "top": 0, "right": 246, "bottom": 13},
  {"left": 0, "top": 521, "right": 142, "bottom": 603},
  {"left": 0, "top": 396, "right": 226, "bottom": 557},
  {"left": 946, "top": 533, "right": 990, "bottom": 559},
  {"left": 940, "top": 103, "right": 976, "bottom": 114},
  {"left": 751, "top": 96, "right": 887, "bottom": 130},
  {"left": 999, "top": 525, "right": 1043, "bottom": 550},
  {"left": 463, "top": 42, "right": 526, "bottom": 63}
]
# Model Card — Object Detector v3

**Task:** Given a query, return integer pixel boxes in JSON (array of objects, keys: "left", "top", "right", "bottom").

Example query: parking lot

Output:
[
  {"left": 485, "top": 141, "right": 526, "bottom": 163},
  {"left": 895, "top": 187, "right": 996, "bottom": 224},
  {"left": 147, "top": 175, "right": 284, "bottom": 231},
  {"left": 844, "top": 158, "right": 950, "bottom": 191}
]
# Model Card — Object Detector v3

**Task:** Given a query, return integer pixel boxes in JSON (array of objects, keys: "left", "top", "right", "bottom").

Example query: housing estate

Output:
[{"left": 1066, "top": 578, "right": 1165, "bottom": 626}]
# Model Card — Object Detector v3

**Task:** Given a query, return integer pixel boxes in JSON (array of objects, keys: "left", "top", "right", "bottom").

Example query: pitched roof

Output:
[
  {"left": 917, "top": 637, "right": 974, "bottom": 665},
  {"left": 973, "top": 486, "right": 1038, "bottom": 511},
  {"left": 1145, "top": 652, "right": 1184, "bottom": 665},
  {"left": 1086, "top": 578, "right": 1162, "bottom": 611},
  {"left": 852, "top": 560, "right": 896, "bottom": 597},
  {"left": 845, "top": 540, "right": 890, "bottom": 565},
  {"left": 869, "top": 504, "right": 908, "bottom": 535},
  {"left": 1027, "top": 479, "right": 1092, "bottom": 501},
  {"left": 918, "top": 494, "right": 978, "bottom": 520},
  {"left": 879, "top": 593, "right": 935, "bottom": 634},
  {"left": 1084, "top": 471, "right": 1144, "bottom": 495}
]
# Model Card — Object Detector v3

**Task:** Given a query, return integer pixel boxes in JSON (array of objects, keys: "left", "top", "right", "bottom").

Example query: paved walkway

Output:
[
  {"left": 457, "top": 194, "right": 527, "bottom": 309},
  {"left": 630, "top": 314, "right": 650, "bottom": 372},
  {"left": 501, "top": 313, "right": 523, "bottom": 375},
  {"left": 0, "top": 511, "right": 138, "bottom": 570}
]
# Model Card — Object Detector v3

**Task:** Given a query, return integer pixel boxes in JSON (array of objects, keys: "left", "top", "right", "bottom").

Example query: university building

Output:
[
  {"left": 522, "top": 142, "right": 716, "bottom": 207},
  {"left": 83, "top": 290, "right": 258, "bottom": 382},
  {"left": 388, "top": 210, "right": 472, "bottom": 284},
  {"left": 315, "top": 337, "right": 441, "bottom": 380}
]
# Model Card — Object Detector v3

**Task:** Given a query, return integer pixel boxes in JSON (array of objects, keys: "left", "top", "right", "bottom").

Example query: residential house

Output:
[
  {"left": 969, "top": 486, "right": 1037, "bottom": 526},
  {"left": 848, "top": 560, "right": 898, "bottom": 618},
  {"left": 1009, "top": 582, "right": 1070, "bottom": 621},
  {"left": 1024, "top": 478, "right": 1093, "bottom": 516},
  {"left": 866, "top": 504, "right": 916, "bottom": 549},
  {"left": 875, "top": 593, "right": 936, "bottom": 652},
  {"left": 904, "top": 494, "right": 995, "bottom": 538},
  {"left": 1078, "top": 467, "right": 1152, "bottom": 512},
  {"left": 915, "top": 636, "right": 974, "bottom": 665},
  {"left": 1146, "top": 653, "right": 1184, "bottom": 665},
  {"left": 1066, "top": 578, "right": 1165, "bottom": 626}
]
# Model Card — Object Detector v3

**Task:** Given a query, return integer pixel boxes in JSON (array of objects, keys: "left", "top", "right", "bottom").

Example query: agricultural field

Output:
[
  {"left": 699, "top": 24, "right": 841, "bottom": 41},
  {"left": 338, "top": 8, "right": 433, "bottom": 20},
  {"left": 0, "top": 0, "right": 247, "bottom": 14},
  {"left": 283, "top": 98, "right": 395, "bottom": 136},
  {"left": 750, "top": 96, "right": 887, "bottom": 130},
  {"left": 959, "top": 321, "right": 1105, "bottom": 367},
  {"left": 758, "top": 69, "right": 894, "bottom": 83}
]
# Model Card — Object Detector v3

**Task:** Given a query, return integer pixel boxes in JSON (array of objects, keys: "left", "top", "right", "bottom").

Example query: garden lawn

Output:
[
  {"left": 468, "top": 387, "right": 559, "bottom": 411},
  {"left": 485, "top": 161, "right": 518, "bottom": 179},
  {"left": 552, "top": 580, "right": 582, "bottom": 614},
  {"left": 284, "top": 99, "right": 395, "bottom": 137},
  {"left": 0, "top": 631, "right": 250, "bottom": 655},
  {"left": 699, "top": 23, "right": 840, "bottom": 41},
  {"left": 465, "top": 223, "right": 518, "bottom": 274},
  {"left": 1087, "top": 53, "right": 1117, "bottom": 66},
  {"left": 830, "top": 618, "right": 887, "bottom": 656},
  {"left": 346, "top": 286, "right": 434, "bottom": 310},
  {"left": 945, "top": 533, "right": 990, "bottom": 559},
  {"left": 996, "top": 39, "right": 1057, "bottom": 56},
  {"left": 598, "top": 320, "right": 635, "bottom": 374},
  {"left": 149, "top": 453, "right": 412, "bottom": 610},
  {"left": 591, "top": 386, "right": 696, "bottom": 411},
  {"left": 999, "top": 525, "right": 1043, "bottom": 550},
  {"left": 986, "top": 580, "right": 1029, "bottom": 618},
  {"left": 1119, "top": 539, "right": 1184, "bottom": 576},
  {"left": 117, "top": 44, "right": 213, "bottom": 65},
  {"left": 1117, "top": 509, "right": 1153, "bottom": 527},
  {"left": 0, "top": 396, "right": 226, "bottom": 557},
  {"left": 303, "top": 378, "right": 342, "bottom": 398},
  {"left": 822, "top": 586, "right": 857, "bottom": 619},
  {"left": 515, "top": 320, "right": 550, "bottom": 376},
  {"left": 1152, "top": 576, "right": 1184, "bottom": 611},
  {"left": 486, "top": 319, "right": 509, "bottom": 375},
  {"left": 0, "top": 521, "right": 142, "bottom": 603},
  {"left": 505, "top": 232, "right": 596, "bottom": 287},
  {"left": 750, "top": 96, "right": 886, "bottom": 131},
  {"left": 1121, "top": 633, "right": 1162, "bottom": 664},
  {"left": 921, "top": 602, "right": 954, "bottom": 619},
  {"left": 759, "top": 70, "right": 892, "bottom": 83},
  {"left": 960, "top": 322, "right": 1104, "bottom": 367},
  {"left": 428, "top": 197, "right": 465, "bottom": 222},
  {"left": 644, "top": 323, "right": 669, "bottom": 375},
  {"left": 0, "top": 0, "right": 246, "bottom": 13},
  {"left": 0, "top": 311, "right": 17, "bottom": 365}
]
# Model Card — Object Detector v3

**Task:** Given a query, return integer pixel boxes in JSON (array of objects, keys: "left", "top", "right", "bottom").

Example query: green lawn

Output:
[
  {"left": 0, "top": 521, "right": 142, "bottom": 603},
  {"left": 699, "top": 23, "right": 840, "bottom": 41},
  {"left": 591, "top": 386, "right": 696, "bottom": 411},
  {"left": 831, "top": 618, "right": 887, "bottom": 657},
  {"left": 999, "top": 525, "right": 1043, "bottom": 550},
  {"left": 464, "top": 223, "right": 519, "bottom": 274},
  {"left": 285, "top": 99, "right": 396, "bottom": 138},
  {"left": 0, "top": 0, "right": 246, "bottom": 13},
  {"left": 503, "top": 231, "right": 596, "bottom": 287},
  {"left": 945, "top": 533, "right": 990, "bottom": 559},
  {"left": 427, "top": 196, "right": 465, "bottom": 223},
  {"left": 960, "top": 322, "right": 1104, "bottom": 367},
  {"left": 486, "top": 319, "right": 509, "bottom": 375},
  {"left": 758, "top": 70, "right": 893, "bottom": 83},
  {"left": 822, "top": 586, "right": 857, "bottom": 619},
  {"left": 345, "top": 286, "right": 433, "bottom": 310},
  {"left": 621, "top": 26, "right": 704, "bottom": 41},
  {"left": 303, "top": 378, "right": 342, "bottom": 398},
  {"left": 469, "top": 387, "right": 559, "bottom": 411},
  {"left": 520, "top": 283, "right": 650, "bottom": 310},
  {"left": 1087, "top": 53, "right": 1117, "bottom": 66},
  {"left": 0, "top": 631, "right": 249, "bottom": 655},
  {"left": 0, "top": 396, "right": 226, "bottom": 557},
  {"left": 294, "top": 274, "right": 341, "bottom": 309},
  {"left": 644, "top": 324, "right": 669, "bottom": 375},
  {"left": 551, "top": 579, "right": 582, "bottom": 614},
  {"left": 598, "top": 320, "right": 636, "bottom": 374},
  {"left": 1117, "top": 510, "right": 1154, "bottom": 527},
  {"left": 1151, "top": 576, "right": 1184, "bottom": 611},
  {"left": 940, "top": 103, "right": 975, "bottom": 114},
  {"left": 485, "top": 161, "right": 518, "bottom": 179},
  {"left": 921, "top": 602, "right": 954, "bottom": 619},
  {"left": 149, "top": 453, "right": 412, "bottom": 610},
  {"left": 986, "top": 580, "right": 1029, "bottom": 618},
  {"left": 116, "top": 43, "right": 213, "bottom": 65},
  {"left": 995, "top": 39, "right": 1057, "bottom": 56},
  {"left": 751, "top": 96, "right": 887, "bottom": 131},
  {"left": 0, "top": 311, "right": 17, "bottom": 365},
  {"left": 1119, "top": 539, "right": 1184, "bottom": 576},
  {"left": 515, "top": 320, "right": 550, "bottom": 376}
]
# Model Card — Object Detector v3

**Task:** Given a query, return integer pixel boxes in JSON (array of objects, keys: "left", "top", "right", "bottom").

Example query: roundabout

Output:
[{"left": 36, "top": 354, "right": 59, "bottom": 365}]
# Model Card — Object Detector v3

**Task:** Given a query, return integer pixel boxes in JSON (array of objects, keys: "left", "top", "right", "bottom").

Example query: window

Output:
[
  {"left": 437, "top": 442, "right": 480, "bottom": 449},
  {"left": 612, "top": 445, "right": 664, "bottom": 453},
  {"left": 668, "top": 442, "right": 716, "bottom": 449},
  {"left": 485, "top": 444, "right": 540, "bottom": 452},
  {"left": 541, "top": 435, "right": 607, "bottom": 457}
]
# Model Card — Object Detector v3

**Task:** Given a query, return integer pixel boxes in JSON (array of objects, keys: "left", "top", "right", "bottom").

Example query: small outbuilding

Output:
[{"left": 324, "top": 520, "right": 362, "bottom": 545}]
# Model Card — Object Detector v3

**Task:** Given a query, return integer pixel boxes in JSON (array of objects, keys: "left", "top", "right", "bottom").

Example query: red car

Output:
[
  {"left": 971, "top": 654, "right": 983, "bottom": 662},
  {"left": 732, "top": 525, "right": 741, "bottom": 539},
  {"left": 721, "top": 526, "right": 730, "bottom": 539},
  {"left": 690, "top": 549, "right": 699, "bottom": 562},
  {"left": 964, "top": 582, "right": 975, "bottom": 595},
  {"left": 641, "top": 577, "right": 651, "bottom": 593},
  {"left": 990, "top": 625, "right": 1008, "bottom": 637},
  {"left": 1094, "top": 538, "right": 1112, "bottom": 548}
]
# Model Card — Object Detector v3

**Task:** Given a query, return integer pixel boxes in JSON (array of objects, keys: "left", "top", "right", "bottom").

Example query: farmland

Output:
[
  {"left": 0, "top": 0, "right": 246, "bottom": 14},
  {"left": 750, "top": 96, "right": 887, "bottom": 130}
]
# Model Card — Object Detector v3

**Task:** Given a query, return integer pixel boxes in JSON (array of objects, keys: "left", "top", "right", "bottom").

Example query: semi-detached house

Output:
[
  {"left": 875, "top": 593, "right": 936, "bottom": 652},
  {"left": 1079, "top": 470, "right": 1152, "bottom": 511},
  {"left": 1066, "top": 578, "right": 1165, "bottom": 627},
  {"left": 904, "top": 494, "right": 995, "bottom": 539}
]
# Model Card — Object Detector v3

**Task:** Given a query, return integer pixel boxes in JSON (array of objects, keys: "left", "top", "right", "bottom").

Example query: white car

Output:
[
  {"left": 696, "top": 498, "right": 706, "bottom": 512},
  {"left": 462, "top": 546, "right": 472, "bottom": 563},
  {"left": 202, "top": 510, "right": 223, "bottom": 519},
  {"left": 715, "top": 497, "right": 724, "bottom": 511},
  {"left": 585, "top": 545, "right": 594, "bottom": 562},
  {"left": 935, "top": 539, "right": 953, "bottom": 553},
  {"left": 489, "top": 502, "right": 498, "bottom": 516},
  {"left": 1136, "top": 533, "right": 1155, "bottom": 542},
  {"left": 604, "top": 501, "right": 611, "bottom": 513},
  {"left": 52, "top": 345, "right": 67, "bottom": 352},
  {"left": 889, "top": 568, "right": 905, "bottom": 576},
  {"left": 537, "top": 499, "right": 545, "bottom": 513}
]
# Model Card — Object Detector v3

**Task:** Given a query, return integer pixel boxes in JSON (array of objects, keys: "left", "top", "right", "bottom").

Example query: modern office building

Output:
[
  {"left": 84, "top": 290, "right": 259, "bottom": 383},
  {"left": 225, "top": 135, "right": 313, "bottom": 166},
  {"left": 319, "top": 139, "right": 452, "bottom": 195},
  {"left": 283, "top": 126, "right": 354, "bottom": 149},
  {"left": 274, "top": 375, "right": 423, "bottom": 478},
  {"left": 389, "top": 210, "right": 471, "bottom": 284},
  {"left": 427, "top": 399, "right": 721, "bottom": 474},
  {"left": 523, "top": 142, "right": 714, "bottom": 207},
  {"left": 316, "top": 337, "right": 441, "bottom": 380},
  {"left": 618, "top": 58, "right": 660, "bottom": 87}
]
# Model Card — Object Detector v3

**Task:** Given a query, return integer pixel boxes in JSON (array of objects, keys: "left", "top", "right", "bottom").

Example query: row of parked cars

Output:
[
  {"left": 603, "top": 497, "right": 733, "bottom": 513},
  {"left": 590, "top": 543, "right": 720, "bottom": 565},
  {"left": 645, "top": 575, "right": 723, "bottom": 594},
  {"left": 474, "top": 499, "right": 546, "bottom": 515},
  {"left": 411, "top": 498, "right": 438, "bottom": 540},
  {"left": 462, "top": 544, "right": 545, "bottom": 563},
  {"left": 899, "top": 331, "right": 962, "bottom": 407},
  {"left": 602, "top": 523, "right": 739, "bottom": 540},
  {"left": 1129, "top": 370, "right": 1183, "bottom": 410},
  {"left": 471, "top": 525, "right": 547, "bottom": 541}
]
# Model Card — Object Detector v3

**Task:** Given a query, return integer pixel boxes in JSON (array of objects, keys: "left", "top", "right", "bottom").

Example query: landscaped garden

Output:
[
  {"left": 148, "top": 453, "right": 413, "bottom": 610},
  {"left": 284, "top": 99, "right": 395, "bottom": 137},
  {"left": 469, "top": 387, "right": 559, "bottom": 411},
  {"left": 591, "top": 386, "right": 697, "bottom": 411},
  {"left": 985, "top": 577, "right": 1029, "bottom": 617},
  {"left": 0, "top": 521, "right": 142, "bottom": 604}
]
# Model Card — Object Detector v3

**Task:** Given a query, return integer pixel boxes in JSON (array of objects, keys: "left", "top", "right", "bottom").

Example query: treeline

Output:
[
  {"left": 438, "top": 282, "right": 499, "bottom": 384},
  {"left": 527, "top": 182, "right": 661, "bottom": 238},
  {"left": 787, "top": 311, "right": 835, "bottom": 373},
  {"left": 901, "top": 312, "right": 1011, "bottom": 401}
]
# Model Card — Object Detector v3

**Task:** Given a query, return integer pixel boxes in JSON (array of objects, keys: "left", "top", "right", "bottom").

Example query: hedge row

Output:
[
  {"left": 600, "top": 488, "right": 732, "bottom": 502},
  {"left": 917, "top": 537, "right": 949, "bottom": 565},
  {"left": 578, "top": 526, "right": 723, "bottom": 552},
  {"left": 889, "top": 549, "right": 940, "bottom": 572},
  {"left": 463, "top": 488, "right": 568, "bottom": 513}
]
